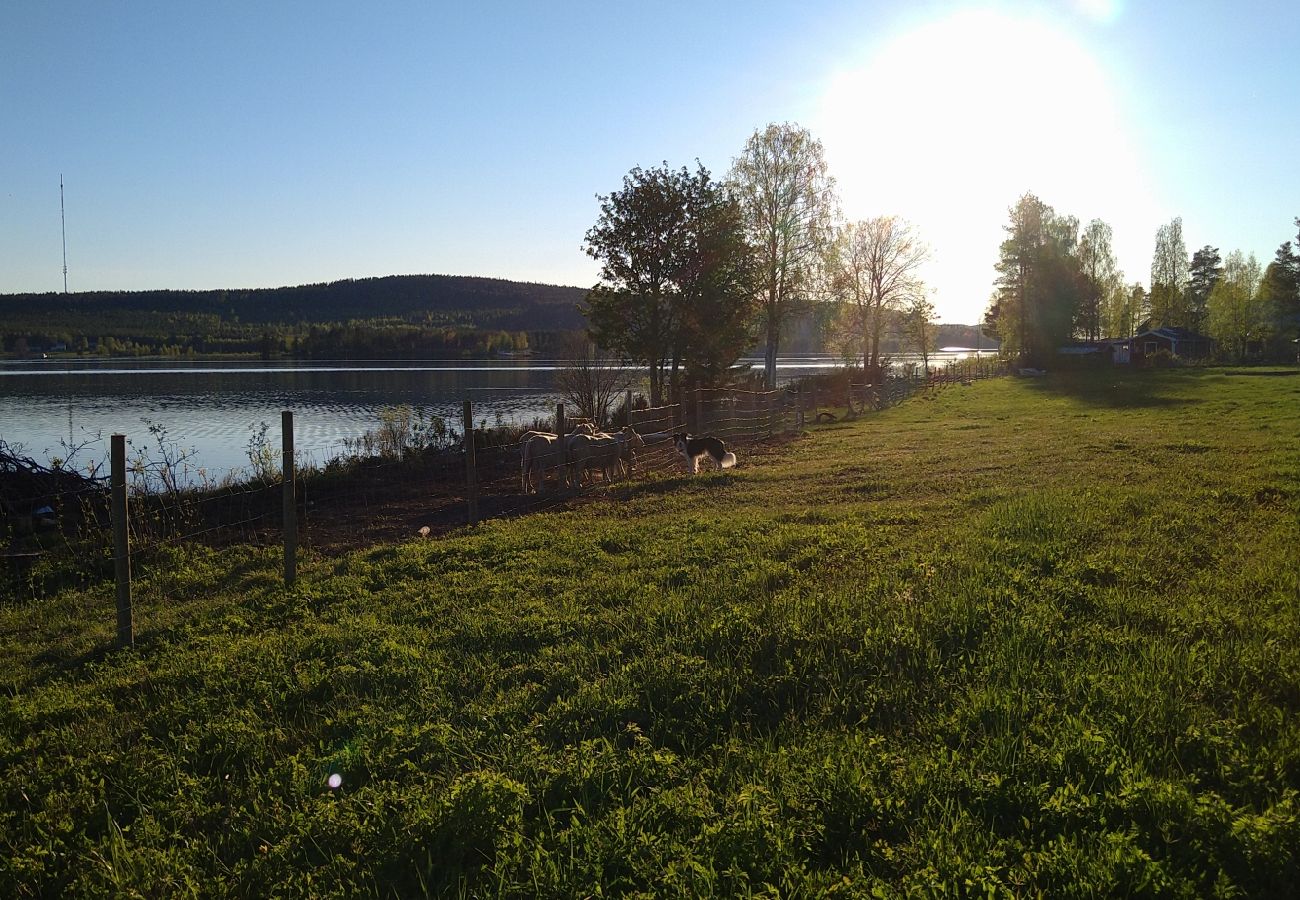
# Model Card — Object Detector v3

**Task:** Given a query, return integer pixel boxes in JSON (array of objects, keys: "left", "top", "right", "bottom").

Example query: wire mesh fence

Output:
[{"left": 3, "top": 362, "right": 1008, "bottom": 644}]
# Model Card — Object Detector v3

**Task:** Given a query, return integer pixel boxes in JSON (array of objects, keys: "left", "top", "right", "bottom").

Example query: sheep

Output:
[
  {"left": 519, "top": 422, "right": 598, "bottom": 494},
  {"left": 567, "top": 427, "right": 646, "bottom": 487}
]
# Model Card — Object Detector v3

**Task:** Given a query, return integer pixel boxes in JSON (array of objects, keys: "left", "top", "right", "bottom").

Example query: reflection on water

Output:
[{"left": 0, "top": 354, "right": 993, "bottom": 478}]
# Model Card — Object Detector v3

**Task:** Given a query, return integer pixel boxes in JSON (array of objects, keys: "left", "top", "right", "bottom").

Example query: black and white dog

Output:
[{"left": 673, "top": 432, "right": 737, "bottom": 474}]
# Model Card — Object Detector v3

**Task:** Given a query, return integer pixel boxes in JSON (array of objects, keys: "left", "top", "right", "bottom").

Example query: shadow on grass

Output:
[
  {"left": 1222, "top": 368, "right": 1300, "bottom": 377},
  {"left": 1020, "top": 368, "right": 1203, "bottom": 409},
  {"left": 612, "top": 471, "right": 738, "bottom": 501},
  {"left": 20, "top": 551, "right": 281, "bottom": 689}
]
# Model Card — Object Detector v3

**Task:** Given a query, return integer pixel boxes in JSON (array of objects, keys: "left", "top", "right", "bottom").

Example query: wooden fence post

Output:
[
  {"left": 281, "top": 410, "right": 297, "bottom": 587},
  {"left": 464, "top": 400, "right": 479, "bottom": 524},
  {"left": 624, "top": 389, "right": 632, "bottom": 427},
  {"left": 110, "top": 434, "right": 133, "bottom": 648},
  {"left": 696, "top": 389, "right": 704, "bottom": 434}
]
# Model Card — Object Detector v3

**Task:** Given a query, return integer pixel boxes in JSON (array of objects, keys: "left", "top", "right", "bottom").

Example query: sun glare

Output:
[
  {"left": 1072, "top": 0, "right": 1122, "bottom": 26},
  {"left": 815, "top": 8, "right": 1156, "bottom": 323}
]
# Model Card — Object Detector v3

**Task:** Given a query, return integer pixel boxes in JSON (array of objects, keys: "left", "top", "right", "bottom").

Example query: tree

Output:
[
  {"left": 829, "top": 216, "right": 928, "bottom": 378},
  {"left": 990, "top": 193, "right": 1084, "bottom": 363},
  {"left": 1257, "top": 220, "right": 1299, "bottom": 355},
  {"left": 1105, "top": 282, "right": 1145, "bottom": 339},
  {"left": 1206, "top": 250, "right": 1266, "bottom": 360},
  {"left": 901, "top": 294, "right": 938, "bottom": 374},
  {"left": 583, "top": 164, "right": 701, "bottom": 406},
  {"left": 555, "top": 337, "right": 633, "bottom": 428},
  {"left": 1186, "top": 245, "right": 1223, "bottom": 334},
  {"left": 1149, "top": 217, "right": 1190, "bottom": 329},
  {"left": 1077, "top": 219, "right": 1123, "bottom": 341},
  {"left": 675, "top": 191, "right": 759, "bottom": 388},
  {"left": 729, "top": 123, "right": 837, "bottom": 388},
  {"left": 583, "top": 162, "right": 758, "bottom": 404}
]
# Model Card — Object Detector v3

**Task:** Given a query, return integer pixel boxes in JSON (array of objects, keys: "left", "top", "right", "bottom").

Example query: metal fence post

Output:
[
  {"left": 282, "top": 410, "right": 297, "bottom": 587},
  {"left": 110, "top": 434, "right": 133, "bottom": 648},
  {"left": 464, "top": 400, "right": 479, "bottom": 524},
  {"left": 696, "top": 389, "right": 704, "bottom": 434}
]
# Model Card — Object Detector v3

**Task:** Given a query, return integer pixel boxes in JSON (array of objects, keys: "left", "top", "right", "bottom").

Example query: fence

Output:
[{"left": 3, "top": 359, "right": 1003, "bottom": 646}]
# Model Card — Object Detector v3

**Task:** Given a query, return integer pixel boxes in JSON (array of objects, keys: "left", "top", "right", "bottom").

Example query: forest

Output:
[
  {"left": 0, "top": 274, "right": 587, "bottom": 359},
  {"left": 986, "top": 198, "right": 1300, "bottom": 365}
]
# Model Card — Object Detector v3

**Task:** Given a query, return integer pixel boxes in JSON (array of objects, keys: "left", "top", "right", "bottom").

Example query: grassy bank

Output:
[{"left": 3, "top": 369, "right": 1299, "bottom": 896}]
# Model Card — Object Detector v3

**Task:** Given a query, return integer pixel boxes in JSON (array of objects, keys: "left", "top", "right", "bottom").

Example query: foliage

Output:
[
  {"left": 1118, "top": 282, "right": 1148, "bottom": 338},
  {"left": 1257, "top": 219, "right": 1300, "bottom": 356},
  {"left": 1206, "top": 250, "right": 1270, "bottom": 360},
  {"left": 989, "top": 193, "right": 1085, "bottom": 364},
  {"left": 245, "top": 422, "right": 279, "bottom": 483},
  {"left": 1187, "top": 245, "right": 1224, "bottom": 334},
  {"left": 729, "top": 123, "right": 838, "bottom": 387},
  {"left": 554, "top": 338, "right": 633, "bottom": 428},
  {"left": 676, "top": 189, "right": 761, "bottom": 389},
  {"left": 829, "top": 216, "right": 928, "bottom": 377},
  {"left": 1149, "top": 217, "right": 1191, "bottom": 329},
  {"left": 583, "top": 163, "right": 757, "bottom": 403},
  {"left": 1076, "top": 219, "right": 1124, "bottom": 341},
  {"left": 338, "top": 405, "right": 453, "bottom": 460},
  {"left": 900, "top": 294, "right": 938, "bottom": 373}
]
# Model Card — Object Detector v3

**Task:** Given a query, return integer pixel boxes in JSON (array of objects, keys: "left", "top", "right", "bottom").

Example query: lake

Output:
[{"left": 0, "top": 353, "right": 993, "bottom": 480}]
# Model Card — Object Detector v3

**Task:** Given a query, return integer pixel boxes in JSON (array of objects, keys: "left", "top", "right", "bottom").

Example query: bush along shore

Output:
[{"left": 2, "top": 367, "right": 1299, "bottom": 896}]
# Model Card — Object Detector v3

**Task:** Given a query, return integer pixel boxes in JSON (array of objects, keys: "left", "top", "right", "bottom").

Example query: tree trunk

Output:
[{"left": 764, "top": 326, "right": 779, "bottom": 389}]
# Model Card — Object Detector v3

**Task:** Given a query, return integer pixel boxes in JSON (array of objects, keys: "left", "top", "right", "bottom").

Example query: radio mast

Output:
[{"left": 60, "top": 175, "right": 69, "bottom": 293}]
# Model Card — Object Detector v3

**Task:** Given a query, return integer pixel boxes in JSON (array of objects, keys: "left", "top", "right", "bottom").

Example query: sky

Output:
[{"left": 3, "top": 0, "right": 1297, "bottom": 325}]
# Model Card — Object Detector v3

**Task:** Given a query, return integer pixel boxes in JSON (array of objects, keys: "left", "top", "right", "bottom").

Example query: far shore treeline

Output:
[
  {"left": 0, "top": 275, "right": 588, "bottom": 359},
  {"left": 0, "top": 271, "right": 988, "bottom": 362}
]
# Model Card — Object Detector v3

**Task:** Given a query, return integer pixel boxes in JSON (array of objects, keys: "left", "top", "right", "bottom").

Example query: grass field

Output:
[{"left": 3, "top": 368, "right": 1299, "bottom": 897}]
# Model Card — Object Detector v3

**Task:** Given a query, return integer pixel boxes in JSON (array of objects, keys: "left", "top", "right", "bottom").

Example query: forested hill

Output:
[
  {"left": 1, "top": 275, "right": 590, "bottom": 357},
  {"left": 2, "top": 274, "right": 589, "bottom": 329}
]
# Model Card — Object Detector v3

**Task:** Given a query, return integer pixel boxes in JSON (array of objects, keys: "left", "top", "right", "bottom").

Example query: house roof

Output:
[{"left": 1133, "top": 327, "right": 1212, "bottom": 342}]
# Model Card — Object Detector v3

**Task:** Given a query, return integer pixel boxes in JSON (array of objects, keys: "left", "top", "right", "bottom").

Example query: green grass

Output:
[{"left": 3, "top": 368, "right": 1299, "bottom": 897}]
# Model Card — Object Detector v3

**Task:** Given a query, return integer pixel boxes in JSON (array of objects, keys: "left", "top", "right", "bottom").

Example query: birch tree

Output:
[
  {"left": 902, "top": 293, "right": 938, "bottom": 375},
  {"left": 1077, "top": 219, "right": 1122, "bottom": 341},
  {"left": 729, "top": 123, "right": 837, "bottom": 387},
  {"left": 1206, "top": 250, "right": 1267, "bottom": 359},
  {"left": 830, "top": 216, "right": 928, "bottom": 377},
  {"left": 1149, "top": 217, "right": 1190, "bottom": 329}
]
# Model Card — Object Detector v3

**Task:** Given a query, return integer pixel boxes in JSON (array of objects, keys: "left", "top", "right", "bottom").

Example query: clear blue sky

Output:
[{"left": 3, "top": 0, "right": 1297, "bottom": 325}]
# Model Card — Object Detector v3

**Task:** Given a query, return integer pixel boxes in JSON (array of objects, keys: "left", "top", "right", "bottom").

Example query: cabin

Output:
[
  {"left": 1057, "top": 338, "right": 1131, "bottom": 365},
  {"left": 1130, "top": 327, "right": 1213, "bottom": 364}
]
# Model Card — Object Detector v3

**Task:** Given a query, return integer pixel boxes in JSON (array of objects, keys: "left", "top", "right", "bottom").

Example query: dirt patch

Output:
[{"left": 291, "top": 432, "right": 806, "bottom": 554}]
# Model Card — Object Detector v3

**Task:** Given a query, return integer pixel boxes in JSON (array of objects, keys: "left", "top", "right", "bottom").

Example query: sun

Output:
[{"left": 814, "top": 8, "right": 1157, "bottom": 324}]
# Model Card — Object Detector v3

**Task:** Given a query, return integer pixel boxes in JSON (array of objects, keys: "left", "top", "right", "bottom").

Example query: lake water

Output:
[{"left": 0, "top": 353, "right": 993, "bottom": 479}]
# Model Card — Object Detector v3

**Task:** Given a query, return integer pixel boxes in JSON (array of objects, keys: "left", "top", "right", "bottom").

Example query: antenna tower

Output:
[{"left": 60, "top": 175, "right": 69, "bottom": 293}]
